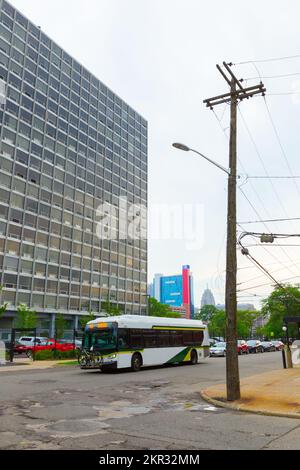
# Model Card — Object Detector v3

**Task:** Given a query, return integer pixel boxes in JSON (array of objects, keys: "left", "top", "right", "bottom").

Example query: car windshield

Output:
[
  {"left": 247, "top": 341, "right": 256, "bottom": 346},
  {"left": 214, "top": 342, "right": 226, "bottom": 348}
]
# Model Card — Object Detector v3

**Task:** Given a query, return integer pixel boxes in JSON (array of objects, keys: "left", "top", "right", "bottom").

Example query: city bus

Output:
[{"left": 79, "top": 315, "right": 210, "bottom": 372}]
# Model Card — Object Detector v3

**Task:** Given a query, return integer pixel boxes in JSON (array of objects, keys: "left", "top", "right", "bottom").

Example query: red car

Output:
[
  {"left": 237, "top": 340, "right": 249, "bottom": 355},
  {"left": 271, "top": 340, "right": 284, "bottom": 351},
  {"left": 14, "top": 339, "right": 75, "bottom": 357}
]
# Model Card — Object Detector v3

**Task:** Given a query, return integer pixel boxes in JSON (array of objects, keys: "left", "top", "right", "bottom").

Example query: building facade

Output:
[
  {"left": 152, "top": 266, "right": 194, "bottom": 319},
  {"left": 0, "top": 0, "right": 147, "bottom": 337}
]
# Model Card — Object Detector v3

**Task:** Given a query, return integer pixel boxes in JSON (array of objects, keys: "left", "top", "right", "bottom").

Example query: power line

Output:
[
  {"left": 245, "top": 243, "right": 300, "bottom": 247},
  {"left": 237, "top": 275, "right": 300, "bottom": 292},
  {"left": 247, "top": 176, "right": 300, "bottom": 179},
  {"left": 238, "top": 217, "right": 300, "bottom": 224},
  {"left": 211, "top": 98, "right": 300, "bottom": 277},
  {"left": 233, "top": 55, "right": 300, "bottom": 65},
  {"left": 238, "top": 105, "right": 300, "bottom": 276},
  {"left": 245, "top": 72, "right": 300, "bottom": 80},
  {"left": 263, "top": 96, "right": 300, "bottom": 199}
]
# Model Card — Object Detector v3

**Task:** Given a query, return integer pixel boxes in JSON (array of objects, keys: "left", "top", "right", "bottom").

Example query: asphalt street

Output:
[{"left": 0, "top": 352, "right": 299, "bottom": 450}]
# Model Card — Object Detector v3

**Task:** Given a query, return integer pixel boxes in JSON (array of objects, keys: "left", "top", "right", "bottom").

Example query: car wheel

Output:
[
  {"left": 190, "top": 349, "right": 198, "bottom": 365},
  {"left": 131, "top": 353, "right": 142, "bottom": 372}
]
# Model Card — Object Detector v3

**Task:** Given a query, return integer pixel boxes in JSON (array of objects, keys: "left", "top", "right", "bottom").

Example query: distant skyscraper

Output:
[{"left": 201, "top": 287, "right": 215, "bottom": 308}]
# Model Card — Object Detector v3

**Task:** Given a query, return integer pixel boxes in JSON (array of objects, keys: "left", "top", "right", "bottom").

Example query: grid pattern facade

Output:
[{"left": 0, "top": 0, "right": 148, "bottom": 316}]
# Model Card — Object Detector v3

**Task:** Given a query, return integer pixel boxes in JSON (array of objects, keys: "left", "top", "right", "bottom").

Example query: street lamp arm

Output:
[
  {"left": 189, "top": 148, "right": 230, "bottom": 175},
  {"left": 172, "top": 142, "right": 230, "bottom": 175}
]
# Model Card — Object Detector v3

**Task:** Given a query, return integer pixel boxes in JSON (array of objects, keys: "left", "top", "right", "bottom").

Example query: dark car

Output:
[
  {"left": 246, "top": 340, "right": 264, "bottom": 353},
  {"left": 260, "top": 341, "right": 276, "bottom": 352}
]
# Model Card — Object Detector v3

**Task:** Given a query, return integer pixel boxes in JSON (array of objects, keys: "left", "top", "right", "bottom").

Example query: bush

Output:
[
  {"left": 34, "top": 350, "right": 54, "bottom": 360},
  {"left": 34, "top": 349, "right": 78, "bottom": 361}
]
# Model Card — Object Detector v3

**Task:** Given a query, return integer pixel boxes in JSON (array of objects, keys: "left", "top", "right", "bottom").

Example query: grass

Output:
[{"left": 55, "top": 360, "right": 79, "bottom": 366}]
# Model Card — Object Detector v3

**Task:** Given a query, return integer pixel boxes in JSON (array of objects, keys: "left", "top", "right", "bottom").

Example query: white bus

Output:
[{"left": 79, "top": 315, "right": 210, "bottom": 372}]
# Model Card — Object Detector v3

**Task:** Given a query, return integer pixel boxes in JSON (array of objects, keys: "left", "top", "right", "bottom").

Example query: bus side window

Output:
[
  {"left": 130, "top": 329, "right": 144, "bottom": 349},
  {"left": 118, "top": 329, "right": 129, "bottom": 350},
  {"left": 193, "top": 331, "right": 204, "bottom": 345}
]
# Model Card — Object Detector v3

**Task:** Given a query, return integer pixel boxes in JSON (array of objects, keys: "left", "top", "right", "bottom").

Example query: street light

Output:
[
  {"left": 173, "top": 142, "right": 240, "bottom": 401},
  {"left": 172, "top": 143, "right": 230, "bottom": 175}
]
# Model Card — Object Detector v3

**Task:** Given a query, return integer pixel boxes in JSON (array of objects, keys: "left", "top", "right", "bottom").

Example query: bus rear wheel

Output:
[
  {"left": 131, "top": 353, "right": 142, "bottom": 372},
  {"left": 190, "top": 349, "right": 198, "bottom": 365}
]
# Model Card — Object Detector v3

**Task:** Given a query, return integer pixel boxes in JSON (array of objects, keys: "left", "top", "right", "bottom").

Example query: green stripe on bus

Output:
[{"left": 166, "top": 347, "right": 190, "bottom": 364}]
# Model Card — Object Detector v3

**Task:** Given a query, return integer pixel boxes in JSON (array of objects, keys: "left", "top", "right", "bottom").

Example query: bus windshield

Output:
[{"left": 83, "top": 328, "right": 116, "bottom": 352}]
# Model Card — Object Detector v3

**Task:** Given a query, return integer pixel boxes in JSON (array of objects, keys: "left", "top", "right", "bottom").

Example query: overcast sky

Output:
[{"left": 9, "top": 0, "right": 300, "bottom": 308}]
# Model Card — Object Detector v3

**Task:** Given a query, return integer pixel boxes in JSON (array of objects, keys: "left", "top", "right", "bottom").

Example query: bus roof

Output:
[{"left": 87, "top": 315, "right": 206, "bottom": 330}]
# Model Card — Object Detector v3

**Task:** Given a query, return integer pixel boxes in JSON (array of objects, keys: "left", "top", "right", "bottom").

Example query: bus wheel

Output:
[
  {"left": 190, "top": 349, "right": 198, "bottom": 365},
  {"left": 131, "top": 353, "right": 142, "bottom": 372}
]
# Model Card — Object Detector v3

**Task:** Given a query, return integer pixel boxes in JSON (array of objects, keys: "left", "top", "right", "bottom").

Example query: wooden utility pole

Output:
[{"left": 203, "top": 62, "right": 266, "bottom": 401}]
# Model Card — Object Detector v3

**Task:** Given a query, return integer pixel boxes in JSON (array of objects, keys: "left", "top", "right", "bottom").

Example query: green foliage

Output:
[
  {"left": 101, "top": 300, "right": 121, "bottom": 316},
  {"left": 0, "top": 285, "right": 7, "bottom": 319},
  {"left": 237, "top": 310, "right": 260, "bottom": 338},
  {"left": 15, "top": 304, "right": 37, "bottom": 329},
  {"left": 55, "top": 314, "right": 67, "bottom": 339},
  {"left": 208, "top": 309, "right": 260, "bottom": 339},
  {"left": 261, "top": 285, "right": 300, "bottom": 338},
  {"left": 35, "top": 349, "right": 78, "bottom": 361},
  {"left": 208, "top": 309, "right": 226, "bottom": 338},
  {"left": 80, "top": 311, "right": 96, "bottom": 329},
  {"left": 148, "top": 297, "right": 181, "bottom": 318},
  {"left": 197, "top": 304, "right": 218, "bottom": 322}
]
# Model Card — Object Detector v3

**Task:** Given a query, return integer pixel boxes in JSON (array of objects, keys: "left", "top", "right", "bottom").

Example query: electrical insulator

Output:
[{"left": 260, "top": 234, "right": 274, "bottom": 243}]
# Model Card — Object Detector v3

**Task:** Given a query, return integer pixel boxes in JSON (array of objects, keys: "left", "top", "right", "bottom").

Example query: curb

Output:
[{"left": 200, "top": 390, "right": 300, "bottom": 420}]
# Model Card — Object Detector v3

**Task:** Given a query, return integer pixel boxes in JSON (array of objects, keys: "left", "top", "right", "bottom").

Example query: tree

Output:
[
  {"left": 55, "top": 314, "right": 67, "bottom": 339},
  {"left": 101, "top": 299, "right": 121, "bottom": 316},
  {"left": 80, "top": 310, "right": 96, "bottom": 329},
  {"left": 197, "top": 304, "right": 218, "bottom": 322},
  {"left": 15, "top": 304, "right": 37, "bottom": 329},
  {"left": 208, "top": 309, "right": 226, "bottom": 339},
  {"left": 208, "top": 309, "right": 259, "bottom": 339},
  {"left": 0, "top": 285, "right": 7, "bottom": 320},
  {"left": 261, "top": 285, "right": 300, "bottom": 338},
  {"left": 237, "top": 310, "right": 260, "bottom": 338},
  {"left": 148, "top": 297, "right": 181, "bottom": 318}
]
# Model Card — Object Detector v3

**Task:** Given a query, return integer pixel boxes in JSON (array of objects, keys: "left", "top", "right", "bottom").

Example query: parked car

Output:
[
  {"left": 17, "top": 336, "right": 48, "bottom": 347},
  {"left": 14, "top": 339, "right": 76, "bottom": 358},
  {"left": 246, "top": 340, "right": 264, "bottom": 353},
  {"left": 271, "top": 340, "right": 284, "bottom": 351},
  {"left": 237, "top": 340, "right": 249, "bottom": 355},
  {"left": 58, "top": 338, "right": 82, "bottom": 349},
  {"left": 209, "top": 341, "right": 226, "bottom": 357},
  {"left": 260, "top": 341, "right": 276, "bottom": 352}
]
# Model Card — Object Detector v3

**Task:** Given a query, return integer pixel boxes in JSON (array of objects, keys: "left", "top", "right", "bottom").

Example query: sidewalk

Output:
[
  {"left": 201, "top": 368, "right": 300, "bottom": 419},
  {"left": 0, "top": 359, "right": 78, "bottom": 372}
]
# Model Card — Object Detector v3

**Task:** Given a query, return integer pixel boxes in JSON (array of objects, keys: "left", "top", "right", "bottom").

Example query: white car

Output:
[
  {"left": 17, "top": 336, "right": 48, "bottom": 347},
  {"left": 210, "top": 341, "right": 226, "bottom": 357}
]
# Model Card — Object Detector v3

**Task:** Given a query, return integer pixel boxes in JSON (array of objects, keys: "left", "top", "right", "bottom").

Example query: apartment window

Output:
[
  {"left": 21, "top": 260, "right": 33, "bottom": 274},
  {"left": 19, "top": 276, "right": 32, "bottom": 291},
  {"left": 4, "top": 256, "right": 18, "bottom": 272}
]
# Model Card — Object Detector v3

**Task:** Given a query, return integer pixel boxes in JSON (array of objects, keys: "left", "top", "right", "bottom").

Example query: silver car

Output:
[{"left": 209, "top": 341, "right": 226, "bottom": 357}]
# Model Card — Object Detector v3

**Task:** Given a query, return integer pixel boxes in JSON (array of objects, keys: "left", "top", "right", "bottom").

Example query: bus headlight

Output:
[{"left": 107, "top": 354, "right": 116, "bottom": 359}]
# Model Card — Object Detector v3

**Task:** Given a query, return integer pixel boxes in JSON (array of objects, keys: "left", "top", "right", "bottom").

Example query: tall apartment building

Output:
[{"left": 0, "top": 0, "right": 148, "bottom": 336}]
